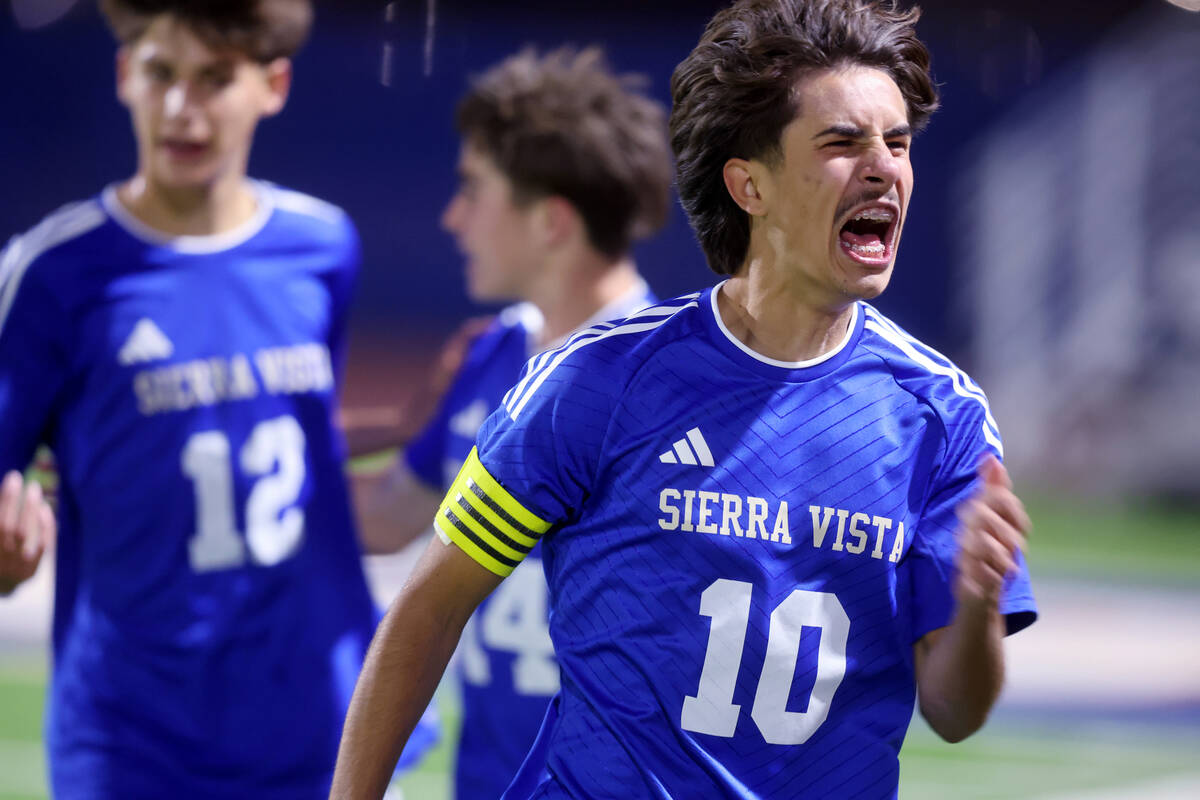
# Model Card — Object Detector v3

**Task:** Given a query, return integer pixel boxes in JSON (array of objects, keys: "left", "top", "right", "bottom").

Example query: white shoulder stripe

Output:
[
  {"left": 864, "top": 306, "right": 989, "bottom": 401},
  {"left": 268, "top": 186, "right": 345, "bottom": 226},
  {"left": 505, "top": 297, "right": 700, "bottom": 421},
  {"left": 0, "top": 200, "right": 106, "bottom": 338},
  {"left": 863, "top": 315, "right": 1003, "bottom": 457},
  {"left": 516, "top": 294, "right": 699, "bottom": 395}
]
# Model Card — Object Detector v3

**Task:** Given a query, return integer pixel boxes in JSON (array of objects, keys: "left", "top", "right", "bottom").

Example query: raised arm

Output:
[
  {"left": 330, "top": 534, "right": 502, "bottom": 798},
  {"left": 913, "top": 456, "right": 1030, "bottom": 742}
]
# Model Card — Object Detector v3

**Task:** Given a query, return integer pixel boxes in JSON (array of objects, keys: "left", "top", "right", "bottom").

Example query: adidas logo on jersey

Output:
[
  {"left": 118, "top": 318, "right": 174, "bottom": 365},
  {"left": 659, "top": 427, "right": 715, "bottom": 467},
  {"left": 449, "top": 399, "right": 490, "bottom": 439}
]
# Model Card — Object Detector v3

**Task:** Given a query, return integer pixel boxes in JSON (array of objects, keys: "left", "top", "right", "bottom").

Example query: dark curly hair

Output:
[
  {"left": 456, "top": 47, "right": 672, "bottom": 260},
  {"left": 99, "top": 0, "right": 313, "bottom": 62},
  {"left": 670, "top": 0, "right": 938, "bottom": 275}
]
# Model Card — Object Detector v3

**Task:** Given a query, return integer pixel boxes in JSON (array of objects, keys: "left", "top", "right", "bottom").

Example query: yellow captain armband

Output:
[{"left": 433, "top": 447, "right": 552, "bottom": 577}]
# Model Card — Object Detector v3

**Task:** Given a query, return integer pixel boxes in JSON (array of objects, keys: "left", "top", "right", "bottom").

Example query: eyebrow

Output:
[
  {"left": 198, "top": 62, "right": 236, "bottom": 77},
  {"left": 812, "top": 123, "right": 913, "bottom": 140}
]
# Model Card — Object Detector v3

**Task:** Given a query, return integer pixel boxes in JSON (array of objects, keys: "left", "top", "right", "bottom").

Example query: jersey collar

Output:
[
  {"left": 702, "top": 279, "right": 864, "bottom": 381},
  {"left": 101, "top": 181, "right": 274, "bottom": 254}
]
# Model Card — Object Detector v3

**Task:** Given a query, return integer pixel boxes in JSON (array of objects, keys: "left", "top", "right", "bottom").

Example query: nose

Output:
[
  {"left": 441, "top": 194, "right": 463, "bottom": 233},
  {"left": 859, "top": 139, "right": 902, "bottom": 188},
  {"left": 163, "top": 80, "right": 199, "bottom": 121}
]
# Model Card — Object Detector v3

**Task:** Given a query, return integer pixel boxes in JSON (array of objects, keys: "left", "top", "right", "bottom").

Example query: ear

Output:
[
  {"left": 723, "top": 157, "right": 769, "bottom": 216},
  {"left": 533, "top": 195, "right": 578, "bottom": 249},
  {"left": 115, "top": 47, "right": 131, "bottom": 107},
  {"left": 260, "top": 58, "right": 293, "bottom": 117}
]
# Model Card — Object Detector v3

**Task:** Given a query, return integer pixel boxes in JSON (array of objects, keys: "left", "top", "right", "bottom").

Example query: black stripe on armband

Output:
[
  {"left": 454, "top": 494, "right": 536, "bottom": 556},
  {"left": 441, "top": 507, "right": 521, "bottom": 569},
  {"left": 466, "top": 477, "right": 543, "bottom": 541}
]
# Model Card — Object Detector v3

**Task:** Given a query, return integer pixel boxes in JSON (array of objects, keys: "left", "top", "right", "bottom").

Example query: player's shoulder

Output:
[
  {"left": 1, "top": 196, "right": 108, "bottom": 298},
  {"left": 500, "top": 290, "right": 705, "bottom": 420},
  {"left": 496, "top": 302, "right": 544, "bottom": 338},
  {"left": 858, "top": 302, "right": 1001, "bottom": 445},
  {"left": 260, "top": 182, "right": 356, "bottom": 242}
]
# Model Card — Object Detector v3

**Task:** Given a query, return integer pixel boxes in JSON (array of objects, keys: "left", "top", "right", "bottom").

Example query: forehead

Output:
[
  {"left": 128, "top": 15, "right": 245, "bottom": 68},
  {"left": 790, "top": 65, "right": 908, "bottom": 132},
  {"left": 459, "top": 142, "right": 508, "bottom": 183}
]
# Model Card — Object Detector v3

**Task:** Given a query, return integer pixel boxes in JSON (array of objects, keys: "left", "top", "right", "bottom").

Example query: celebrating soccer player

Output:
[
  {"left": 331, "top": 1, "right": 1037, "bottom": 797},
  {"left": 0, "top": 1, "right": 434, "bottom": 795},
  {"left": 350, "top": 47, "right": 670, "bottom": 800}
]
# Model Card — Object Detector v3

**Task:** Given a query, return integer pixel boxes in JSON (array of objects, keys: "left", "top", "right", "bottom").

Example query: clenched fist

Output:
[
  {"left": 954, "top": 456, "right": 1031, "bottom": 608},
  {"left": 0, "top": 470, "right": 56, "bottom": 596}
]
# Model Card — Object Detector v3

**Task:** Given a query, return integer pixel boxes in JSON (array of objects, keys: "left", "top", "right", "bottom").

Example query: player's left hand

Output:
[
  {"left": 953, "top": 456, "right": 1030, "bottom": 610},
  {"left": 0, "top": 470, "right": 56, "bottom": 596}
]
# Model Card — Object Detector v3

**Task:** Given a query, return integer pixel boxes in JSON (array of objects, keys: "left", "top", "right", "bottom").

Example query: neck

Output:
[
  {"left": 116, "top": 172, "right": 259, "bottom": 237},
  {"left": 717, "top": 257, "right": 855, "bottom": 363},
  {"left": 528, "top": 247, "right": 642, "bottom": 347}
]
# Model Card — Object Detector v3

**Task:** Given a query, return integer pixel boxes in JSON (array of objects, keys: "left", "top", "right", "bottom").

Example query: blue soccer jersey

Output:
[
  {"left": 406, "top": 282, "right": 654, "bottom": 800},
  {"left": 0, "top": 183, "right": 431, "bottom": 798},
  {"left": 432, "top": 283, "right": 1037, "bottom": 800}
]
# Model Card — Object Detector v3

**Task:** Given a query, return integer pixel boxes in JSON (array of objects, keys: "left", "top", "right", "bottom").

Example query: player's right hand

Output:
[{"left": 0, "top": 470, "right": 56, "bottom": 596}]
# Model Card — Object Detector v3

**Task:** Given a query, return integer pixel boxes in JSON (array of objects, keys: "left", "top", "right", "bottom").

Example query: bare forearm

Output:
[
  {"left": 331, "top": 585, "right": 463, "bottom": 796},
  {"left": 352, "top": 460, "right": 440, "bottom": 555},
  {"left": 915, "top": 599, "right": 1005, "bottom": 743},
  {"left": 916, "top": 456, "right": 1029, "bottom": 743},
  {"left": 332, "top": 538, "right": 500, "bottom": 798}
]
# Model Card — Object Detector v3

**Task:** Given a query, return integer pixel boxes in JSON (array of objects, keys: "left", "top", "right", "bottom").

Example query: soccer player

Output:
[
  {"left": 0, "top": 1, "right": 432, "bottom": 795},
  {"left": 332, "top": 1, "right": 1038, "bottom": 797},
  {"left": 352, "top": 48, "right": 670, "bottom": 800}
]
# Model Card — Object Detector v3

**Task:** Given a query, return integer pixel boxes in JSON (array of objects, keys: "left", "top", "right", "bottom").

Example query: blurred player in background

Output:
[
  {"left": 333, "top": 0, "right": 1038, "bottom": 797},
  {"left": 0, "top": 0, "right": 432, "bottom": 796},
  {"left": 351, "top": 47, "right": 671, "bottom": 800}
]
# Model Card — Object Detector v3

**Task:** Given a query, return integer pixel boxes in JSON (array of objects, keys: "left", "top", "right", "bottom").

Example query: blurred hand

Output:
[
  {"left": 954, "top": 456, "right": 1031, "bottom": 609},
  {"left": 0, "top": 470, "right": 56, "bottom": 596},
  {"left": 341, "top": 315, "right": 494, "bottom": 459}
]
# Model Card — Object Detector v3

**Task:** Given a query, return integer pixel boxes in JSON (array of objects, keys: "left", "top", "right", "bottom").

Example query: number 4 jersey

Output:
[
  {"left": 0, "top": 184, "right": 419, "bottom": 798},
  {"left": 435, "top": 283, "right": 1037, "bottom": 800}
]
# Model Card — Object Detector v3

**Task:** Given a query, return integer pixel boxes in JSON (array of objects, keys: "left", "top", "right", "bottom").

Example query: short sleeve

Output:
[
  {"left": 430, "top": 339, "right": 622, "bottom": 577},
  {"left": 325, "top": 215, "right": 361, "bottom": 381},
  {"left": 0, "top": 239, "right": 69, "bottom": 472},
  {"left": 474, "top": 346, "right": 616, "bottom": 527},
  {"left": 906, "top": 405, "right": 1038, "bottom": 641}
]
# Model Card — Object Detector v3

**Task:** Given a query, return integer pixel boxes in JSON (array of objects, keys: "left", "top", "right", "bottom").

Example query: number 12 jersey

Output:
[{"left": 0, "top": 184, "right": 393, "bottom": 797}]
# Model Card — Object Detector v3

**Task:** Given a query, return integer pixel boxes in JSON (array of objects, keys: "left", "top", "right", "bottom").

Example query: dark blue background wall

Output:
[{"left": 0, "top": 0, "right": 1146, "bottom": 355}]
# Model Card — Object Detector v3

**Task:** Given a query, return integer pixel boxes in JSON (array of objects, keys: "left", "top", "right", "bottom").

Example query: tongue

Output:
[{"left": 840, "top": 230, "right": 883, "bottom": 247}]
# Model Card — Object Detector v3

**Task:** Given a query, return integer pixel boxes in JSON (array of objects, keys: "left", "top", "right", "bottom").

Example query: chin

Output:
[
  {"left": 152, "top": 166, "right": 220, "bottom": 193},
  {"left": 847, "top": 271, "right": 892, "bottom": 302}
]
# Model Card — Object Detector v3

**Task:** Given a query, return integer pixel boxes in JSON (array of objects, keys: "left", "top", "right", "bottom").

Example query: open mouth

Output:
[
  {"left": 161, "top": 139, "right": 211, "bottom": 160},
  {"left": 838, "top": 205, "right": 897, "bottom": 265}
]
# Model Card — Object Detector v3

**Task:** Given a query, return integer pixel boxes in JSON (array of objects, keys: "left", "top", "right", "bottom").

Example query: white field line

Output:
[{"left": 1033, "top": 774, "right": 1200, "bottom": 800}]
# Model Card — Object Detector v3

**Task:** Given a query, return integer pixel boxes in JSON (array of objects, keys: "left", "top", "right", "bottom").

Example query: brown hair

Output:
[
  {"left": 455, "top": 47, "right": 672, "bottom": 260},
  {"left": 670, "top": 0, "right": 939, "bottom": 275},
  {"left": 99, "top": 0, "right": 313, "bottom": 62}
]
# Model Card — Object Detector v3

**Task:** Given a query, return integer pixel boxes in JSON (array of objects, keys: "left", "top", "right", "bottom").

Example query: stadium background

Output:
[{"left": 1, "top": 0, "right": 1197, "bottom": 797}]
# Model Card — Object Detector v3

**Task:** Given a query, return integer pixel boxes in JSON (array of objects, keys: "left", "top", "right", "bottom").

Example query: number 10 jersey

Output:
[{"left": 439, "top": 284, "right": 1037, "bottom": 800}]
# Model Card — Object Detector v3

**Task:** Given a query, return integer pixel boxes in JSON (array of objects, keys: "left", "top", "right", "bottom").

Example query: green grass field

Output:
[{"left": 1, "top": 496, "right": 1197, "bottom": 799}]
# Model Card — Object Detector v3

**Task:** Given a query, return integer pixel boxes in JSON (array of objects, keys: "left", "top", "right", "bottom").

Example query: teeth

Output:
[
  {"left": 851, "top": 242, "right": 885, "bottom": 254},
  {"left": 852, "top": 207, "right": 894, "bottom": 222}
]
